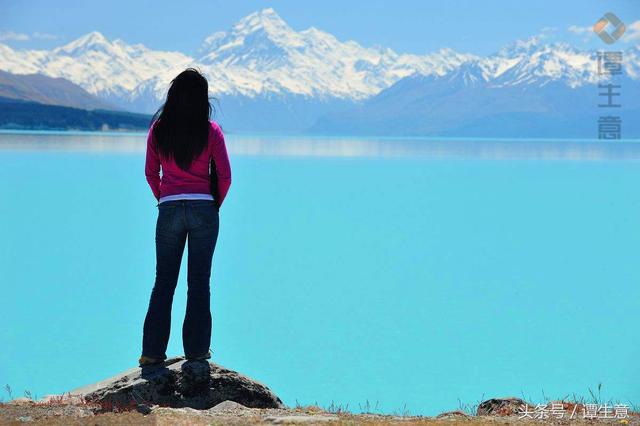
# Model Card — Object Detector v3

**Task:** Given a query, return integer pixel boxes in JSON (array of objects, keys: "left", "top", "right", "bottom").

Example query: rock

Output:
[
  {"left": 65, "top": 356, "right": 284, "bottom": 412},
  {"left": 210, "top": 400, "right": 249, "bottom": 411},
  {"left": 476, "top": 397, "right": 531, "bottom": 416},
  {"left": 151, "top": 406, "right": 203, "bottom": 416},
  {"left": 135, "top": 403, "right": 152, "bottom": 415},
  {"left": 8, "top": 397, "right": 33, "bottom": 405},
  {"left": 38, "top": 394, "right": 85, "bottom": 404},
  {"left": 436, "top": 409, "right": 471, "bottom": 418},
  {"left": 264, "top": 415, "right": 339, "bottom": 424}
]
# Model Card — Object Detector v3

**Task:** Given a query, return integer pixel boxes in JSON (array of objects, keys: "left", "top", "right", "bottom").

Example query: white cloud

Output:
[
  {"left": 568, "top": 25, "right": 592, "bottom": 36},
  {"left": 32, "top": 32, "right": 59, "bottom": 40},
  {"left": 0, "top": 30, "right": 59, "bottom": 42},
  {"left": 567, "top": 24, "right": 594, "bottom": 43},
  {"left": 0, "top": 30, "right": 30, "bottom": 41},
  {"left": 622, "top": 20, "right": 640, "bottom": 42}
]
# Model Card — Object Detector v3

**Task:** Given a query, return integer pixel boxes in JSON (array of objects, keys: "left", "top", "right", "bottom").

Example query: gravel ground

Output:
[{"left": 0, "top": 401, "right": 637, "bottom": 425}]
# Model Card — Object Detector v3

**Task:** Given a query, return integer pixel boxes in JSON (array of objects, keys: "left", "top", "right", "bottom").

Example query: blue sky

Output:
[{"left": 1, "top": 0, "right": 639, "bottom": 55}]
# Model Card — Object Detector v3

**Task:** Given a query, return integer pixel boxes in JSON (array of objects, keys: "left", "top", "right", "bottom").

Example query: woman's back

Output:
[{"left": 145, "top": 119, "right": 231, "bottom": 206}]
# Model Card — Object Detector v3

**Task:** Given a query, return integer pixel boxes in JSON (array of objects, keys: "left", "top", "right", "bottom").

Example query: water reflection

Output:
[{"left": 1, "top": 130, "right": 640, "bottom": 160}]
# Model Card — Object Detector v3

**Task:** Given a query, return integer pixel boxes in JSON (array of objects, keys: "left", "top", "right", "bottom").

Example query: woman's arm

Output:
[
  {"left": 145, "top": 124, "right": 161, "bottom": 201},
  {"left": 210, "top": 122, "right": 232, "bottom": 208}
]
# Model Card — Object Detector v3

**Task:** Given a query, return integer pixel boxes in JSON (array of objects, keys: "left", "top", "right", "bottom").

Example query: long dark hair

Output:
[{"left": 149, "top": 68, "right": 214, "bottom": 171}]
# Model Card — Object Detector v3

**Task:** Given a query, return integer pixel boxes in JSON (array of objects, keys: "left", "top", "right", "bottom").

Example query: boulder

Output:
[
  {"left": 210, "top": 400, "right": 249, "bottom": 411},
  {"left": 63, "top": 356, "right": 284, "bottom": 412},
  {"left": 476, "top": 397, "right": 531, "bottom": 416},
  {"left": 436, "top": 409, "right": 471, "bottom": 418}
]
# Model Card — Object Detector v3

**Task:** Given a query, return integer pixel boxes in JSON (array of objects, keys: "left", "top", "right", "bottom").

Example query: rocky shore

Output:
[{"left": 1, "top": 357, "right": 637, "bottom": 425}]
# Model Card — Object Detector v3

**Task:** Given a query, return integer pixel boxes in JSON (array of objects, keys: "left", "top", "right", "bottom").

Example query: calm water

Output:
[{"left": 1, "top": 131, "right": 639, "bottom": 415}]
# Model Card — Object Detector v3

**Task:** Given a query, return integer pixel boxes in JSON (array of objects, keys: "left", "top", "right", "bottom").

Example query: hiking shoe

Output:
[
  {"left": 186, "top": 349, "right": 212, "bottom": 361},
  {"left": 138, "top": 355, "right": 164, "bottom": 367}
]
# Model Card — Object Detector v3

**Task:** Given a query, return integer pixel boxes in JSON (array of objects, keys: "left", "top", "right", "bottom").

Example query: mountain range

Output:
[
  {"left": 0, "top": 71, "right": 150, "bottom": 130},
  {"left": 1, "top": 8, "right": 638, "bottom": 137}
]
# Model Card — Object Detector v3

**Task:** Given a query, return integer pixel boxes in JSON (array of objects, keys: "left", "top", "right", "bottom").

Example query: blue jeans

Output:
[{"left": 142, "top": 199, "right": 219, "bottom": 360}]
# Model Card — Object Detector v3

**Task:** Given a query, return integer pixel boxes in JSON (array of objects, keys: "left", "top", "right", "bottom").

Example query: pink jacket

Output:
[{"left": 145, "top": 120, "right": 232, "bottom": 207}]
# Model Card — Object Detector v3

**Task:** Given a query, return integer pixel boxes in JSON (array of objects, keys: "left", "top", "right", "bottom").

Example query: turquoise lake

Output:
[{"left": 0, "top": 131, "right": 639, "bottom": 415}]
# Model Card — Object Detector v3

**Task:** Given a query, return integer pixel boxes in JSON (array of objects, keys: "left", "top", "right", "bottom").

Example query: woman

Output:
[{"left": 139, "top": 68, "right": 231, "bottom": 367}]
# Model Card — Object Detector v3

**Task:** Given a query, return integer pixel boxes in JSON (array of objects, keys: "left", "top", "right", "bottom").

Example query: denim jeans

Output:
[{"left": 142, "top": 199, "right": 219, "bottom": 360}]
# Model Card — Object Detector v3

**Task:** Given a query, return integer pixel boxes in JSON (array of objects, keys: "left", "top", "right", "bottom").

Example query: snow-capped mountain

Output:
[
  {"left": 0, "top": 30, "right": 192, "bottom": 106},
  {"left": 483, "top": 38, "right": 607, "bottom": 88},
  {"left": 312, "top": 36, "right": 640, "bottom": 137},
  {"left": 0, "top": 8, "right": 638, "bottom": 134},
  {"left": 193, "top": 8, "right": 475, "bottom": 99},
  {"left": 418, "top": 35, "right": 634, "bottom": 90},
  {"left": 0, "top": 8, "right": 477, "bottom": 110}
]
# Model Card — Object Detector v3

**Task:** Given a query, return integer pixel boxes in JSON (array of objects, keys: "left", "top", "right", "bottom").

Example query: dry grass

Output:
[{"left": 1, "top": 382, "right": 638, "bottom": 425}]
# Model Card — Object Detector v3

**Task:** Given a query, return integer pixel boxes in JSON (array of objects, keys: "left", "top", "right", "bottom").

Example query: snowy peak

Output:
[
  {"left": 54, "top": 31, "right": 112, "bottom": 55},
  {"left": 446, "top": 60, "right": 491, "bottom": 87},
  {"left": 192, "top": 8, "right": 477, "bottom": 99},
  {"left": 410, "top": 38, "right": 640, "bottom": 91},
  {"left": 70, "top": 30, "right": 108, "bottom": 46},
  {"left": 232, "top": 8, "right": 292, "bottom": 37},
  {"left": 497, "top": 35, "right": 546, "bottom": 58},
  {"left": 488, "top": 42, "right": 601, "bottom": 87},
  {"left": 199, "top": 8, "right": 304, "bottom": 64},
  {"left": 2, "top": 30, "right": 193, "bottom": 101}
]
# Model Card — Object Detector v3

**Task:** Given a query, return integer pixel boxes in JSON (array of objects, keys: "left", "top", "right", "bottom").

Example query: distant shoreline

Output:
[
  {"left": 0, "top": 97, "right": 152, "bottom": 132},
  {"left": 1, "top": 127, "right": 640, "bottom": 143}
]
